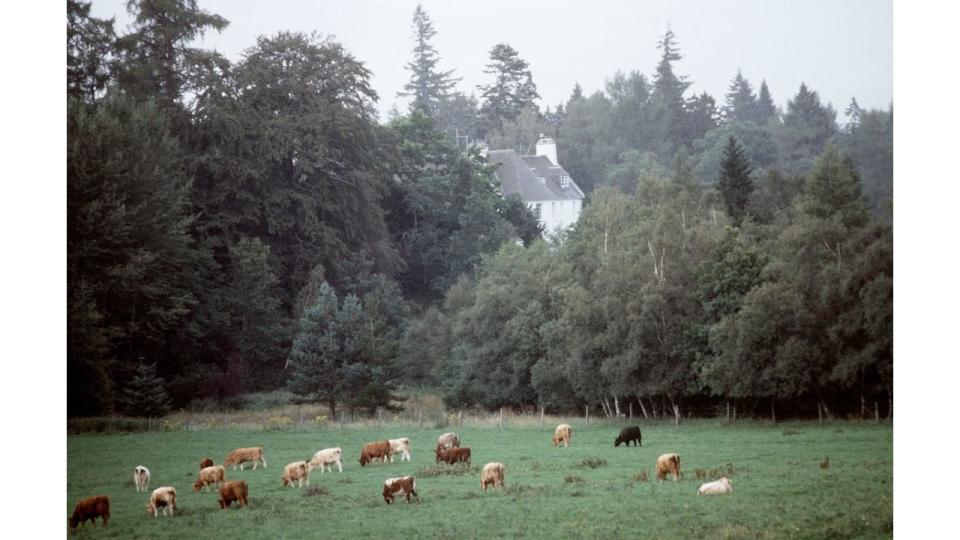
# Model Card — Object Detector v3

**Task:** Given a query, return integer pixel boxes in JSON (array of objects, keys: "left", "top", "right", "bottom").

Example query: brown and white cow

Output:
[
  {"left": 282, "top": 461, "right": 309, "bottom": 488},
  {"left": 436, "top": 447, "right": 472, "bottom": 465},
  {"left": 388, "top": 437, "right": 412, "bottom": 462},
  {"left": 69, "top": 495, "right": 110, "bottom": 529},
  {"left": 697, "top": 476, "right": 732, "bottom": 495},
  {"left": 193, "top": 465, "right": 225, "bottom": 492},
  {"left": 146, "top": 486, "right": 176, "bottom": 517},
  {"left": 481, "top": 462, "right": 505, "bottom": 491},
  {"left": 200, "top": 457, "right": 214, "bottom": 470},
  {"left": 218, "top": 480, "right": 249, "bottom": 509},
  {"left": 359, "top": 440, "right": 392, "bottom": 466},
  {"left": 133, "top": 465, "right": 150, "bottom": 493},
  {"left": 656, "top": 453, "right": 681, "bottom": 482},
  {"left": 224, "top": 447, "right": 266, "bottom": 471},
  {"left": 307, "top": 447, "right": 343, "bottom": 473},
  {"left": 382, "top": 476, "right": 420, "bottom": 504},
  {"left": 552, "top": 424, "right": 573, "bottom": 447}
]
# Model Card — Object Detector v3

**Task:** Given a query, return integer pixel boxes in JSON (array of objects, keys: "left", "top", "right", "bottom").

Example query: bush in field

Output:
[{"left": 115, "top": 363, "right": 171, "bottom": 417}]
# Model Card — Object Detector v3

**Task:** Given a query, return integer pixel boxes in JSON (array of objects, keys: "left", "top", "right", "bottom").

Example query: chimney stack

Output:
[{"left": 535, "top": 134, "right": 558, "bottom": 166}]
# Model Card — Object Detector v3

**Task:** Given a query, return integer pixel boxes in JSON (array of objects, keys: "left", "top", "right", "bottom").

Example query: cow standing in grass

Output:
[
  {"left": 359, "top": 440, "right": 392, "bottom": 466},
  {"left": 388, "top": 438, "right": 412, "bottom": 462},
  {"left": 224, "top": 447, "right": 266, "bottom": 470},
  {"left": 218, "top": 480, "right": 248, "bottom": 509},
  {"left": 282, "top": 461, "right": 309, "bottom": 488},
  {"left": 656, "top": 453, "right": 681, "bottom": 482},
  {"left": 69, "top": 495, "right": 110, "bottom": 529},
  {"left": 552, "top": 424, "right": 572, "bottom": 447},
  {"left": 481, "top": 463, "right": 505, "bottom": 491},
  {"left": 436, "top": 447, "right": 472, "bottom": 465},
  {"left": 614, "top": 426, "right": 642, "bottom": 447},
  {"left": 133, "top": 465, "right": 150, "bottom": 492},
  {"left": 436, "top": 432, "right": 460, "bottom": 458},
  {"left": 194, "top": 465, "right": 225, "bottom": 492},
  {"left": 146, "top": 487, "right": 176, "bottom": 517},
  {"left": 200, "top": 457, "right": 214, "bottom": 470},
  {"left": 308, "top": 447, "right": 343, "bottom": 473}
]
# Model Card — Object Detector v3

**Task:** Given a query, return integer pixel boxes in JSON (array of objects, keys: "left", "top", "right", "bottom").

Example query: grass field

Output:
[{"left": 67, "top": 420, "right": 892, "bottom": 538}]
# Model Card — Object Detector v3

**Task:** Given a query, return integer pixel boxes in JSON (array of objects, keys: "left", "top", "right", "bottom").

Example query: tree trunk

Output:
[
  {"left": 329, "top": 400, "right": 337, "bottom": 420},
  {"left": 820, "top": 399, "right": 833, "bottom": 420},
  {"left": 733, "top": 404, "right": 737, "bottom": 421},
  {"left": 629, "top": 402, "right": 633, "bottom": 420},
  {"left": 499, "top": 407, "right": 503, "bottom": 429},
  {"left": 860, "top": 393, "right": 866, "bottom": 420},
  {"left": 667, "top": 394, "right": 681, "bottom": 426},
  {"left": 888, "top": 394, "right": 893, "bottom": 420},
  {"left": 585, "top": 405, "right": 590, "bottom": 425},
  {"left": 540, "top": 406, "right": 545, "bottom": 426},
  {"left": 726, "top": 401, "right": 730, "bottom": 423},
  {"left": 818, "top": 400, "right": 823, "bottom": 426},
  {"left": 874, "top": 401, "right": 880, "bottom": 423},
  {"left": 637, "top": 397, "right": 649, "bottom": 419},
  {"left": 614, "top": 396, "right": 622, "bottom": 417},
  {"left": 770, "top": 399, "right": 776, "bottom": 423}
]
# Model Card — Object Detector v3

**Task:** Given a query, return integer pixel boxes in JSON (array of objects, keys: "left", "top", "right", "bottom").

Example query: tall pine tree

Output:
[
  {"left": 478, "top": 43, "right": 540, "bottom": 136},
  {"left": 724, "top": 69, "right": 757, "bottom": 123},
  {"left": 717, "top": 135, "right": 754, "bottom": 226},
  {"left": 399, "top": 4, "right": 459, "bottom": 117}
]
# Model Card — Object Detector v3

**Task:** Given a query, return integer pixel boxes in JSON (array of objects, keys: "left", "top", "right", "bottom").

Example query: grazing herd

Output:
[{"left": 69, "top": 423, "right": 733, "bottom": 530}]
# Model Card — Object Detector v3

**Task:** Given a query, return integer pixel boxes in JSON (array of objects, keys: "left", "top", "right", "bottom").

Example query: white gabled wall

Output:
[{"left": 528, "top": 199, "right": 582, "bottom": 235}]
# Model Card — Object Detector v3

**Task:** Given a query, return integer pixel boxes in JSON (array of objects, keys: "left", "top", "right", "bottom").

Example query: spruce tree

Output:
[
  {"left": 755, "top": 80, "right": 778, "bottom": 125},
  {"left": 717, "top": 135, "right": 754, "bottom": 226},
  {"left": 399, "top": 4, "right": 459, "bottom": 117},
  {"left": 724, "top": 69, "right": 757, "bottom": 123},
  {"left": 115, "top": 363, "right": 172, "bottom": 418}
]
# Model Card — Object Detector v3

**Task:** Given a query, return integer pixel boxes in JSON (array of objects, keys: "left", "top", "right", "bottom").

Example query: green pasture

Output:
[{"left": 67, "top": 420, "right": 892, "bottom": 538}]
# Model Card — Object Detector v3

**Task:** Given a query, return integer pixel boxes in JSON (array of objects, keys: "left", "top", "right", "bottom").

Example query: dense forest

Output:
[{"left": 68, "top": 1, "right": 892, "bottom": 420}]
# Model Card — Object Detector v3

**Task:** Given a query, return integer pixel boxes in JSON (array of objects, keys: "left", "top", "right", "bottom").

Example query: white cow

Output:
[
  {"left": 307, "top": 447, "right": 343, "bottom": 473},
  {"left": 698, "top": 476, "right": 733, "bottom": 495},
  {"left": 388, "top": 438, "right": 411, "bottom": 462},
  {"left": 134, "top": 465, "right": 151, "bottom": 493}
]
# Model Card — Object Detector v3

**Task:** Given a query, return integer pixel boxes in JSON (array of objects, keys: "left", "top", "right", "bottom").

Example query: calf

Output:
[
  {"left": 307, "top": 447, "right": 343, "bottom": 473},
  {"left": 388, "top": 437, "right": 412, "bottom": 462},
  {"left": 436, "top": 447, "right": 472, "bottom": 465},
  {"left": 382, "top": 476, "right": 420, "bottom": 504},
  {"left": 218, "top": 480, "right": 249, "bottom": 509},
  {"left": 481, "top": 462, "right": 505, "bottom": 491},
  {"left": 552, "top": 424, "right": 573, "bottom": 447},
  {"left": 282, "top": 461, "right": 309, "bottom": 488},
  {"left": 200, "top": 457, "right": 214, "bottom": 470},
  {"left": 69, "top": 495, "right": 110, "bottom": 529},
  {"left": 359, "top": 440, "right": 392, "bottom": 466},
  {"left": 194, "top": 465, "right": 225, "bottom": 492},
  {"left": 146, "top": 486, "right": 176, "bottom": 517},
  {"left": 224, "top": 447, "right": 266, "bottom": 470},
  {"left": 614, "top": 426, "right": 642, "bottom": 447},
  {"left": 656, "top": 453, "right": 681, "bottom": 482},
  {"left": 133, "top": 465, "right": 151, "bottom": 493},
  {"left": 697, "top": 476, "right": 732, "bottom": 495}
]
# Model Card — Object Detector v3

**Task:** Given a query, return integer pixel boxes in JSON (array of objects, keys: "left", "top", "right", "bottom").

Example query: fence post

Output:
[
  {"left": 499, "top": 407, "right": 503, "bottom": 430},
  {"left": 299, "top": 408, "right": 304, "bottom": 427},
  {"left": 585, "top": 405, "right": 589, "bottom": 425},
  {"left": 540, "top": 406, "right": 544, "bottom": 426},
  {"left": 339, "top": 411, "right": 344, "bottom": 428},
  {"left": 418, "top": 409, "right": 422, "bottom": 428},
  {"left": 629, "top": 402, "right": 633, "bottom": 420},
  {"left": 458, "top": 410, "right": 463, "bottom": 428}
]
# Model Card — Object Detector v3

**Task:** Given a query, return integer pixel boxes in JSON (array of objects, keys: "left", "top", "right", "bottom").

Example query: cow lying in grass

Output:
[
  {"left": 383, "top": 476, "right": 420, "bottom": 504},
  {"left": 224, "top": 447, "right": 266, "bottom": 470},
  {"left": 146, "top": 487, "right": 176, "bottom": 517},
  {"left": 69, "top": 495, "right": 110, "bottom": 529},
  {"left": 698, "top": 476, "right": 732, "bottom": 495}
]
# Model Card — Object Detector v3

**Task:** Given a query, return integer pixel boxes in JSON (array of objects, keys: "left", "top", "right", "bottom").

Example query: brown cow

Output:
[
  {"left": 436, "top": 447, "right": 472, "bottom": 465},
  {"left": 282, "top": 461, "right": 309, "bottom": 488},
  {"left": 200, "top": 457, "right": 214, "bottom": 470},
  {"left": 224, "top": 447, "right": 266, "bottom": 470},
  {"left": 382, "top": 476, "right": 420, "bottom": 504},
  {"left": 552, "top": 424, "right": 573, "bottom": 447},
  {"left": 359, "top": 440, "right": 392, "bottom": 466},
  {"left": 481, "top": 462, "right": 505, "bottom": 491},
  {"left": 218, "top": 480, "right": 249, "bottom": 509},
  {"left": 146, "top": 487, "right": 176, "bottom": 517},
  {"left": 656, "top": 453, "right": 681, "bottom": 482},
  {"left": 69, "top": 495, "right": 110, "bottom": 529},
  {"left": 194, "top": 465, "right": 225, "bottom": 492}
]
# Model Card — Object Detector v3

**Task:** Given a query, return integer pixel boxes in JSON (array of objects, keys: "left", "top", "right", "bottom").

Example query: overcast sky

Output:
[{"left": 90, "top": 0, "right": 892, "bottom": 122}]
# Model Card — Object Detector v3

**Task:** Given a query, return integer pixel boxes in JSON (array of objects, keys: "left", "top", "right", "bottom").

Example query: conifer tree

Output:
[
  {"left": 724, "top": 69, "right": 757, "bottom": 123},
  {"left": 755, "top": 80, "right": 778, "bottom": 125},
  {"left": 717, "top": 135, "right": 754, "bottom": 226},
  {"left": 115, "top": 363, "right": 172, "bottom": 417},
  {"left": 478, "top": 43, "right": 540, "bottom": 135},
  {"left": 399, "top": 4, "right": 459, "bottom": 117}
]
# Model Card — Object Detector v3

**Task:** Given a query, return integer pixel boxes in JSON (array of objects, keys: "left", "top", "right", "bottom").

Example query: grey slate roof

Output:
[{"left": 487, "top": 149, "right": 585, "bottom": 202}]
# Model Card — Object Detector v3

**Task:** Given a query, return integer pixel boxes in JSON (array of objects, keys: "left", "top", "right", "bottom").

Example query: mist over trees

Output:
[{"left": 68, "top": 1, "right": 892, "bottom": 420}]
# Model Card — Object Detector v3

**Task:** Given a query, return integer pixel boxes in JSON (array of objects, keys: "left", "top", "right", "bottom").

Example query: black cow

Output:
[{"left": 614, "top": 426, "right": 642, "bottom": 447}]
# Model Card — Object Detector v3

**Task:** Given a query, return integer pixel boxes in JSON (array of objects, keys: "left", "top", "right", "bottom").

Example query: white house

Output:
[{"left": 487, "top": 136, "right": 585, "bottom": 237}]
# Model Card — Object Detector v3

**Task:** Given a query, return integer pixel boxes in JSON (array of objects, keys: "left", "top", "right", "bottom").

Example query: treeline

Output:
[{"left": 67, "top": 1, "right": 891, "bottom": 420}]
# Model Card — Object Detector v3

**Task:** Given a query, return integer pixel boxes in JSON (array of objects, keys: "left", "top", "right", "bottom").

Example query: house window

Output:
[
  {"left": 533, "top": 203, "right": 541, "bottom": 219},
  {"left": 559, "top": 175, "right": 569, "bottom": 189}
]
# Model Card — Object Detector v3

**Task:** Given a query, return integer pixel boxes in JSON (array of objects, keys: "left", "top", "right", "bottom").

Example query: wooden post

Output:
[
  {"left": 860, "top": 393, "right": 866, "bottom": 420},
  {"left": 418, "top": 409, "right": 422, "bottom": 428},
  {"left": 818, "top": 401, "right": 823, "bottom": 426},
  {"left": 299, "top": 408, "right": 304, "bottom": 427},
  {"left": 629, "top": 402, "right": 633, "bottom": 420},
  {"left": 499, "top": 407, "right": 503, "bottom": 429},
  {"left": 540, "top": 406, "right": 545, "bottom": 426},
  {"left": 874, "top": 401, "right": 880, "bottom": 423},
  {"left": 733, "top": 404, "right": 737, "bottom": 422},
  {"left": 458, "top": 410, "right": 463, "bottom": 428},
  {"left": 726, "top": 401, "right": 730, "bottom": 424},
  {"left": 585, "top": 405, "right": 590, "bottom": 425},
  {"left": 339, "top": 411, "right": 344, "bottom": 427}
]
